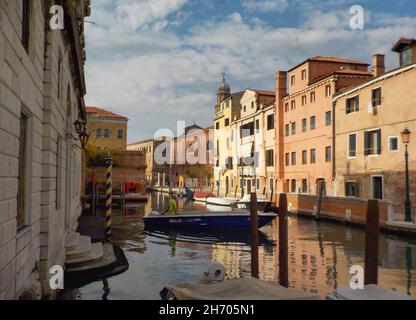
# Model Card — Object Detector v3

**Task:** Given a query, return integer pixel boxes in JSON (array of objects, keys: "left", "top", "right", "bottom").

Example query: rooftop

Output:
[
  {"left": 287, "top": 56, "right": 369, "bottom": 72},
  {"left": 86, "top": 106, "right": 128, "bottom": 120},
  {"left": 392, "top": 37, "right": 416, "bottom": 52}
]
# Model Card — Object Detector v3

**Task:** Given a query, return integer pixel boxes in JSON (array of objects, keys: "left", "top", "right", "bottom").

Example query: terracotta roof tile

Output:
[{"left": 86, "top": 106, "right": 128, "bottom": 120}]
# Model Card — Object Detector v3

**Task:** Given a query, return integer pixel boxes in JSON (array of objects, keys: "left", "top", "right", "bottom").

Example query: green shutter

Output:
[
  {"left": 377, "top": 129, "right": 382, "bottom": 154},
  {"left": 364, "top": 131, "right": 370, "bottom": 156}
]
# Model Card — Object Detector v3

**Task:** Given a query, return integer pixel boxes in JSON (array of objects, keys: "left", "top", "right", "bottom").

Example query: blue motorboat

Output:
[{"left": 143, "top": 211, "right": 277, "bottom": 229}]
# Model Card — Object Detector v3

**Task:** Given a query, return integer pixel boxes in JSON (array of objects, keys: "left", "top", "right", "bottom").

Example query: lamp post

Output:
[{"left": 401, "top": 128, "right": 412, "bottom": 222}]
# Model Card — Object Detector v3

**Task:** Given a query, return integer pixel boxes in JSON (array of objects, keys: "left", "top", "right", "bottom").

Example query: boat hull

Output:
[
  {"left": 143, "top": 212, "right": 277, "bottom": 229},
  {"left": 206, "top": 197, "right": 237, "bottom": 206}
]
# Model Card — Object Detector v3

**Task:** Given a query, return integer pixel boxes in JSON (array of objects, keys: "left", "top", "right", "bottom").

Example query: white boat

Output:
[{"left": 206, "top": 197, "right": 238, "bottom": 207}]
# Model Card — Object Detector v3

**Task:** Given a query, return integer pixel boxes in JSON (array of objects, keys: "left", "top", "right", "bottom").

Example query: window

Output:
[
  {"left": 226, "top": 157, "right": 233, "bottom": 170},
  {"left": 266, "top": 150, "right": 274, "bottom": 167},
  {"left": 251, "top": 102, "right": 255, "bottom": 109},
  {"left": 301, "top": 69, "right": 307, "bottom": 80},
  {"left": 285, "top": 103, "right": 289, "bottom": 112},
  {"left": 96, "top": 129, "right": 102, "bottom": 138},
  {"left": 291, "top": 180, "right": 297, "bottom": 193},
  {"left": 104, "top": 129, "right": 110, "bottom": 138},
  {"left": 291, "top": 75, "right": 296, "bottom": 86},
  {"left": 22, "top": 0, "right": 31, "bottom": 52},
  {"left": 325, "top": 146, "right": 332, "bottom": 162},
  {"left": 267, "top": 114, "right": 275, "bottom": 130},
  {"left": 285, "top": 153, "right": 290, "bottom": 166},
  {"left": 291, "top": 152, "right": 296, "bottom": 166},
  {"left": 285, "top": 124, "right": 289, "bottom": 136},
  {"left": 291, "top": 100, "right": 296, "bottom": 110},
  {"left": 18, "top": 112, "right": 29, "bottom": 229},
  {"left": 241, "top": 122, "right": 254, "bottom": 137},
  {"left": 345, "top": 182, "right": 360, "bottom": 197},
  {"left": 346, "top": 96, "right": 359, "bottom": 114},
  {"left": 372, "top": 87, "right": 382, "bottom": 107},
  {"left": 325, "top": 85, "right": 332, "bottom": 97},
  {"left": 372, "top": 176, "right": 383, "bottom": 200},
  {"left": 302, "top": 119, "right": 307, "bottom": 132},
  {"left": 325, "top": 111, "right": 332, "bottom": 126},
  {"left": 56, "top": 137, "right": 62, "bottom": 210},
  {"left": 310, "top": 116, "right": 316, "bottom": 130},
  {"left": 310, "top": 91, "right": 316, "bottom": 103},
  {"left": 216, "top": 122, "right": 220, "bottom": 130},
  {"left": 269, "top": 178, "right": 274, "bottom": 192},
  {"left": 117, "top": 129, "right": 123, "bottom": 139},
  {"left": 389, "top": 136, "right": 399, "bottom": 152},
  {"left": 348, "top": 133, "right": 357, "bottom": 157},
  {"left": 57, "top": 52, "right": 62, "bottom": 99},
  {"left": 302, "top": 95, "right": 307, "bottom": 106},
  {"left": 302, "top": 179, "right": 308, "bottom": 193},
  {"left": 255, "top": 119, "right": 260, "bottom": 134},
  {"left": 225, "top": 118, "right": 230, "bottom": 127},
  {"left": 400, "top": 46, "right": 413, "bottom": 67},
  {"left": 291, "top": 122, "right": 296, "bottom": 135},
  {"left": 243, "top": 105, "right": 246, "bottom": 112},
  {"left": 302, "top": 150, "right": 307, "bottom": 165},
  {"left": 256, "top": 179, "right": 260, "bottom": 190},
  {"left": 364, "top": 129, "right": 382, "bottom": 155},
  {"left": 310, "top": 149, "right": 316, "bottom": 164}
]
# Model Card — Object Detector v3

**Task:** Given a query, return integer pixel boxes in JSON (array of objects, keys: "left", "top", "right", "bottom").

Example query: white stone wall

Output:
[{"left": 0, "top": 1, "right": 85, "bottom": 299}]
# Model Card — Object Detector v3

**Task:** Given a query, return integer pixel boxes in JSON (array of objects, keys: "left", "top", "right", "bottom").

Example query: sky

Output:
[{"left": 84, "top": 0, "right": 416, "bottom": 144}]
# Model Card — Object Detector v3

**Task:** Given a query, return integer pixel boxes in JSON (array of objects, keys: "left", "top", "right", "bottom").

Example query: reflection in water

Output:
[{"left": 66, "top": 192, "right": 416, "bottom": 300}]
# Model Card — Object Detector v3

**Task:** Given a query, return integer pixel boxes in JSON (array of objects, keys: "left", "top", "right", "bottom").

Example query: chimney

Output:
[
  {"left": 276, "top": 71, "right": 287, "bottom": 102},
  {"left": 372, "top": 54, "right": 385, "bottom": 78}
]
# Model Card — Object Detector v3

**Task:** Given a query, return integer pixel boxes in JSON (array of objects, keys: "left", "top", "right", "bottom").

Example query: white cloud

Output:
[
  {"left": 242, "top": 0, "right": 289, "bottom": 13},
  {"left": 84, "top": 2, "right": 416, "bottom": 143}
]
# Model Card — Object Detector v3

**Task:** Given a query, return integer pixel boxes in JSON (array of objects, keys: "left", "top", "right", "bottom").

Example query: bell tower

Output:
[{"left": 216, "top": 74, "right": 231, "bottom": 105}]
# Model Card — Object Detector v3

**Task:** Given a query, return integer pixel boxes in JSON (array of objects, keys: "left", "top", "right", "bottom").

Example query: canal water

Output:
[{"left": 64, "top": 192, "right": 416, "bottom": 300}]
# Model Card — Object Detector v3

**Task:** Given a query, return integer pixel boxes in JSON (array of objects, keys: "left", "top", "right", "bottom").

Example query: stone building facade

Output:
[
  {"left": 86, "top": 106, "right": 128, "bottom": 151},
  {"left": 0, "top": 0, "right": 90, "bottom": 299},
  {"left": 334, "top": 38, "right": 416, "bottom": 219}
]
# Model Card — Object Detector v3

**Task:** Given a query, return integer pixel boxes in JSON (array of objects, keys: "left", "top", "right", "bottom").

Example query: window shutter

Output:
[
  {"left": 364, "top": 131, "right": 370, "bottom": 156},
  {"left": 355, "top": 96, "right": 360, "bottom": 112},
  {"left": 377, "top": 129, "right": 382, "bottom": 154},
  {"left": 355, "top": 183, "right": 360, "bottom": 197}
]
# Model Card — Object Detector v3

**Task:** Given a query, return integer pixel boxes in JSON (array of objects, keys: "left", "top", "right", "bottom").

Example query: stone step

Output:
[
  {"left": 66, "top": 235, "right": 91, "bottom": 260},
  {"left": 65, "top": 243, "right": 117, "bottom": 272},
  {"left": 65, "top": 232, "right": 80, "bottom": 251},
  {"left": 65, "top": 242, "right": 104, "bottom": 269}
]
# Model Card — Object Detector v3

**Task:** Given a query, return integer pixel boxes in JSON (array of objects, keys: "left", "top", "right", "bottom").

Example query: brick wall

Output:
[{"left": 284, "top": 193, "right": 392, "bottom": 227}]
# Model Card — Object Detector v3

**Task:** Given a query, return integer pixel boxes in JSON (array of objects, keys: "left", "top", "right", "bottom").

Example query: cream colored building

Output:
[
  {"left": 334, "top": 38, "right": 416, "bottom": 219},
  {"left": 127, "top": 139, "right": 161, "bottom": 185},
  {"left": 213, "top": 76, "right": 243, "bottom": 196},
  {"left": 86, "top": 106, "right": 128, "bottom": 151},
  {"left": 232, "top": 89, "right": 276, "bottom": 198}
]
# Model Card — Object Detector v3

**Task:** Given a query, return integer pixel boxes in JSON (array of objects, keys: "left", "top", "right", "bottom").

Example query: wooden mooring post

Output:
[
  {"left": 250, "top": 193, "right": 259, "bottom": 279},
  {"left": 279, "top": 193, "right": 289, "bottom": 288},
  {"left": 105, "top": 157, "right": 113, "bottom": 239},
  {"left": 364, "top": 199, "right": 379, "bottom": 285}
]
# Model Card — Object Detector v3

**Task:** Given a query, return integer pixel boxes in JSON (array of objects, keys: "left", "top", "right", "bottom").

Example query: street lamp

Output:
[{"left": 401, "top": 128, "right": 412, "bottom": 222}]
